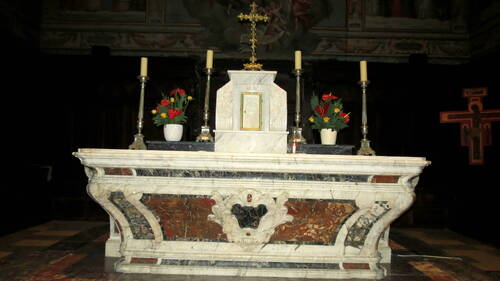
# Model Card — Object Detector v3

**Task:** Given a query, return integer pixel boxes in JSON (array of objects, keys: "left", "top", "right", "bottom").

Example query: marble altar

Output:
[{"left": 74, "top": 148, "right": 429, "bottom": 279}]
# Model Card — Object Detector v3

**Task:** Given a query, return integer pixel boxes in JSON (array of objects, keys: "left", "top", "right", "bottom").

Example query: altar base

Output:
[{"left": 74, "top": 149, "right": 429, "bottom": 279}]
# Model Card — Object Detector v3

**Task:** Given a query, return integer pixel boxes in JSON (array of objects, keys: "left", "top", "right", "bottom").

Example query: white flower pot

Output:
[
  {"left": 164, "top": 124, "right": 183, "bottom": 141},
  {"left": 320, "top": 129, "right": 337, "bottom": 145}
]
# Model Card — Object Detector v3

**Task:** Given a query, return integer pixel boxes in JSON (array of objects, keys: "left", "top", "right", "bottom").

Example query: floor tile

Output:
[
  {"left": 35, "top": 230, "right": 81, "bottom": 237},
  {"left": 1, "top": 222, "right": 499, "bottom": 281},
  {"left": 409, "top": 261, "right": 460, "bottom": 281},
  {"left": 397, "top": 230, "right": 466, "bottom": 246},
  {"left": 14, "top": 239, "right": 59, "bottom": 247},
  {"left": 0, "top": 251, "right": 12, "bottom": 259},
  {"left": 443, "top": 249, "right": 500, "bottom": 271},
  {"left": 389, "top": 239, "right": 407, "bottom": 250}
]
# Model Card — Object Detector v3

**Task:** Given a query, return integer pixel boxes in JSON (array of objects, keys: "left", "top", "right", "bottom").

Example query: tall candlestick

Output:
[
  {"left": 289, "top": 67, "right": 306, "bottom": 147},
  {"left": 129, "top": 75, "right": 149, "bottom": 150},
  {"left": 206, "top": 50, "right": 213, "bottom": 69},
  {"left": 357, "top": 80, "right": 375, "bottom": 156},
  {"left": 295, "top": 50, "right": 302, "bottom": 70},
  {"left": 360, "top": 60, "right": 368, "bottom": 82},
  {"left": 140, "top": 57, "right": 148, "bottom": 77},
  {"left": 196, "top": 67, "right": 214, "bottom": 142}
]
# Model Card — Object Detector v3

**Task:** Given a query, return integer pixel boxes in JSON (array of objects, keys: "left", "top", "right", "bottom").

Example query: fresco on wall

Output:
[
  {"left": 40, "top": 0, "right": 471, "bottom": 64},
  {"left": 366, "top": 0, "right": 450, "bottom": 19},
  {"left": 55, "top": 0, "right": 146, "bottom": 22},
  {"left": 363, "top": 0, "right": 466, "bottom": 32},
  {"left": 59, "top": 0, "right": 146, "bottom": 12},
  {"left": 470, "top": 0, "right": 500, "bottom": 57},
  {"left": 179, "top": 0, "right": 344, "bottom": 57}
]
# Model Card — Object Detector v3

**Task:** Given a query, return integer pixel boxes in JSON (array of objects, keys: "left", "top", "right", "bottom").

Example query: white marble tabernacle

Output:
[
  {"left": 74, "top": 149, "right": 430, "bottom": 279},
  {"left": 215, "top": 70, "right": 288, "bottom": 154}
]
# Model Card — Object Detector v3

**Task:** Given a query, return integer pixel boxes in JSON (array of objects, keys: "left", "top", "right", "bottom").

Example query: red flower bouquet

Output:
[
  {"left": 152, "top": 88, "right": 193, "bottom": 126},
  {"left": 308, "top": 92, "right": 350, "bottom": 131}
]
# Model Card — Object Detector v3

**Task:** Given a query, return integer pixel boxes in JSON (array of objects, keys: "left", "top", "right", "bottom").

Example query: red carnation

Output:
[
  {"left": 340, "top": 112, "right": 350, "bottom": 123},
  {"left": 169, "top": 88, "right": 186, "bottom": 96},
  {"left": 160, "top": 99, "right": 170, "bottom": 106},
  {"left": 322, "top": 93, "right": 339, "bottom": 101},
  {"left": 168, "top": 108, "right": 183, "bottom": 119}
]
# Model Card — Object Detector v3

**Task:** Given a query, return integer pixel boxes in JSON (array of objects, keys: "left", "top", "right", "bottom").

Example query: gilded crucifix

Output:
[{"left": 238, "top": 2, "right": 269, "bottom": 71}]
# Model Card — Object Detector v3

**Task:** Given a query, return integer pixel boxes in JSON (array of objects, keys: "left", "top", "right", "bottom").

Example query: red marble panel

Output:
[
  {"left": 270, "top": 200, "right": 356, "bottom": 244},
  {"left": 131, "top": 257, "right": 158, "bottom": 264},
  {"left": 104, "top": 167, "right": 133, "bottom": 176},
  {"left": 343, "top": 263, "right": 370, "bottom": 269},
  {"left": 141, "top": 195, "right": 227, "bottom": 240},
  {"left": 371, "top": 175, "right": 400, "bottom": 183}
]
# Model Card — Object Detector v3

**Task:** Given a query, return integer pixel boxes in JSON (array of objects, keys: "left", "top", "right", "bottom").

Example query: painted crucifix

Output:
[{"left": 440, "top": 88, "right": 500, "bottom": 165}]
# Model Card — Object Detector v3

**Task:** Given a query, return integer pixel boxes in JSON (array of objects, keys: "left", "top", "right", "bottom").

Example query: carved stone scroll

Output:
[{"left": 208, "top": 190, "right": 293, "bottom": 250}]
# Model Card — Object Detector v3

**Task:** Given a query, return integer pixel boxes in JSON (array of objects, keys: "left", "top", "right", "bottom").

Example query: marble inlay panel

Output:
[
  {"left": 108, "top": 192, "right": 154, "bottom": 239},
  {"left": 160, "top": 259, "right": 341, "bottom": 269},
  {"left": 135, "top": 168, "right": 370, "bottom": 182},
  {"left": 343, "top": 263, "right": 370, "bottom": 269},
  {"left": 141, "top": 195, "right": 359, "bottom": 246},
  {"left": 131, "top": 257, "right": 158, "bottom": 264},
  {"left": 141, "top": 194, "right": 227, "bottom": 241},
  {"left": 104, "top": 168, "right": 133, "bottom": 176},
  {"left": 270, "top": 199, "right": 357, "bottom": 245},
  {"left": 345, "top": 201, "right": 391, "bottom": 248},
  {"left": 371, "top": 175, "right": 400, "bottom": 183}
]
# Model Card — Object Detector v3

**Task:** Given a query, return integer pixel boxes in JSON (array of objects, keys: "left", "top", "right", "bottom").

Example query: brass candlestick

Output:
[
  {"left": 129, "top": 75, "right": 149, "bottom": 150},
  {"left": 357, "top": 80, "right": 376, "bottom": 155},
  {"left": 238, "top": 2, "right": 269, "bottom": 71},
  {"left": 196, "top": 68, "right": 214, "bottom": 142},
  {"left": 289, "top": 69, "right": 306, "bottom": 145}
]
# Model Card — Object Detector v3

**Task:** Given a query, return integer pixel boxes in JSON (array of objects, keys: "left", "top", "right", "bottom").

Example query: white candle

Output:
[
  {"left": 295, "top": 50, "right": 302, "bottom": 70},
  {"left": 206, "top": 50, "right": 213, "bottom": 69},
  {"left": 140, "top": 57, "right": 148, "bottom": 77},
  {"left": 360, "top": 60, "right": 368, "bottom": 82}
]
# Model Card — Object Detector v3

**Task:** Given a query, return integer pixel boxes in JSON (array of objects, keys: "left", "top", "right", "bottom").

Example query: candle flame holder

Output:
[
  {"left": 129, "top": 75, "right": 149, "bottom": 150},
  {"left": 357, "top": 80, "right": 376, "bottom": 156},
  {"left": 196, "top": 68, "right": 214, "bottom": 142}
]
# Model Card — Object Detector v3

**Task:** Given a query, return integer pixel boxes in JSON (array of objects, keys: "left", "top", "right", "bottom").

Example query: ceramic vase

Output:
[
  {"left": 164, "top": 124, "right": 183, "bottom": 141},
  {"left": 320, "top": 129, "right": 337, "bottom": 145}
]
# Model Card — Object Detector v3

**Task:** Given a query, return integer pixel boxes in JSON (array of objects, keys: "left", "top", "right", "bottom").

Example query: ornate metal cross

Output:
[
  {"left": 440, "top": 88, "right": 500, "bottom": 165},
  {"left": 238, "top": 1, "right": 269, "bottom": 71}
]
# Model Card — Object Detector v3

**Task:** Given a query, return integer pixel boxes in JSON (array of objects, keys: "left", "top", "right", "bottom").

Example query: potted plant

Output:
[
  {"left": 308, "top": 92, "right": 350, "bottom": 145},
  {"left": 151, "top": 88, "right": 193, "bottom": 141}
]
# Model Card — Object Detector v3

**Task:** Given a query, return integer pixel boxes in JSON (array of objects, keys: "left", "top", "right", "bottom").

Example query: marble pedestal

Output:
[
  {"left": 215, "top": 70, "right": 288, "bottom": 154},
  {"left": 74, "top": 149, "right": 429, "bottom": 279}
]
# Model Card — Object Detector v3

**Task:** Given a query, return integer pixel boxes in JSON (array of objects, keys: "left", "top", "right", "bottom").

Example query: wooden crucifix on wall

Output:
[{"left": 440, "top": 88, "right": 500, "bottom": 165}]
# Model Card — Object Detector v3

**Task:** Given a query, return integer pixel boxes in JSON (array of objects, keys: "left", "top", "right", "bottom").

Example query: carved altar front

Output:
[{"left": 74, "top": 148, "right": 429, "bottom": 279}]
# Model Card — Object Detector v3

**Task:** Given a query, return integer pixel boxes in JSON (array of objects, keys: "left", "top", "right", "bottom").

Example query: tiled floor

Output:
[{"left": 0, "top": 221, "right": 499, "bottom": 281}]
